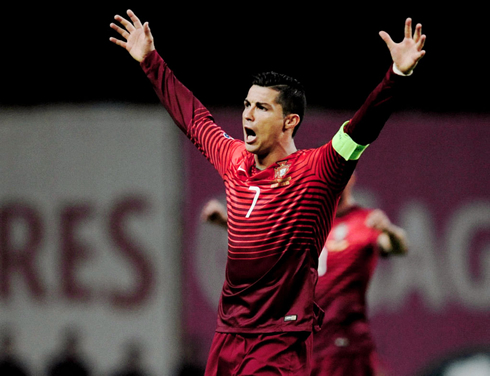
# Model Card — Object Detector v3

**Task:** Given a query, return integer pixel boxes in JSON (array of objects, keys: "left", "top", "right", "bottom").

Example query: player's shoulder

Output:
[{"left": 298, "top": 141, "right": 334, "bottom": 157}]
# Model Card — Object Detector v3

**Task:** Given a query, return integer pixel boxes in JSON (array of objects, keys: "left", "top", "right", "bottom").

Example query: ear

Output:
[{"left": 284, "top": 114, "right": 301, "bottom": 133}]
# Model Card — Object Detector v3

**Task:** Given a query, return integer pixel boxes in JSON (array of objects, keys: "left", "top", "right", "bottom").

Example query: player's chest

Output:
[
  {"left": 325, "top": 217, "right": 372, "bottom": 254},
  {"left": 226, "top": 153, "right": 322, "bottom": 191}
]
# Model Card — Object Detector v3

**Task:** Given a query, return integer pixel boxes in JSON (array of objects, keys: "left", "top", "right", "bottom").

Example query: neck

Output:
[{"left": 255, "top": 141, "right": 297, "bottom": 170}]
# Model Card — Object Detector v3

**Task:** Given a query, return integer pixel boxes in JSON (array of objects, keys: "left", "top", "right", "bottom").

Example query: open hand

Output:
[
  {"left": 110, "top": 9, "right": 155, "bottom": 62},
  {"left": 379, "top": 18, "right": 426, "bottom": 75}
]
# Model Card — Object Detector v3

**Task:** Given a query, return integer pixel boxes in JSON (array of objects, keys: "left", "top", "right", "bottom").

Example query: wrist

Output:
[{"left": 393, "top": 63, "right": 413, "bottom": 77}]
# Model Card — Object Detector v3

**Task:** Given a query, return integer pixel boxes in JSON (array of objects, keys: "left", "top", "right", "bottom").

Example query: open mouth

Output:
[{"left": 245, "top": 127, "right": 257, "bottom": 143}]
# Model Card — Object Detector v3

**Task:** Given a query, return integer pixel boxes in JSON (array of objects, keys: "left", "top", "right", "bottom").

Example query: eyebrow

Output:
[{"left": 244, "top": 98, "right": 273, "bottom": 109}]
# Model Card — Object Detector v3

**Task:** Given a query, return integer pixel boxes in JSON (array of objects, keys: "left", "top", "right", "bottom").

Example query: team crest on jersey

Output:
[
  {"left": 274, "top": 161, "right": 290, "bottom": 178},
  {"left": 325, "top": 223, "right": 349, "bottom": 252},
  {"left": 332, "top": 223, "right": 348, "bottom": 240},
  {"left": 271, "top": 161, "right": 291, "bottom": 188}
]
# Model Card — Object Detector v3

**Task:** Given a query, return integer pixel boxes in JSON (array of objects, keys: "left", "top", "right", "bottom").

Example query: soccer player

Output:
[
  {"left": 201, "top": 172, "right": 408, "bottom": 376},
  {"left": 312, "top": 173, "right": 408, "bottom": 376},
  {"left": 110, "top": 10, "right": 425, "bottom": 375}
]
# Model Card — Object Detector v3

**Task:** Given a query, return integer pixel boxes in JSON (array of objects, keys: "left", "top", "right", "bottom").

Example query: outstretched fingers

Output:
[
  {"left": 379, "top": 30, "right": 394, "bottom": 48},
  {"left": 127, "top": 9, "right": 143, "bottom": 29},
  {"left": 109, "top": 14, "right": 133, "bottom": 48},
  {"left": 110, "top": 22, "right": 130, "bottom": 40},
  {"left": 109, "top": 36, "right": 125, "bottom": 49},
  {"left": 113, "top": 14, "right": 135, "bottom": 33},
  {"left": 379, "top": 17, "right": 427, "bottom": 75},
  {"left": 414, "top": 24, "right": 426, "bottom": 51},
  {"left": 109, "top": 10, "right": 144, "bottom": 51},
  {"left": 143, "top": 22, "right": 152, "bottom": 39},
  {"left": 413, "top": 22, "right": 422, "bottom": 42},
  {"left": 109, "top": 9, "right": 155, "bottom": 62},
  {"left": 404, "top": 17, "right": 413, "bottom": 39},
  {"left": 110, "top": 9, "right": 144, "bottom": 39},
  {"left": 406, "top": 18, "right": 426, "bottom": 50}
]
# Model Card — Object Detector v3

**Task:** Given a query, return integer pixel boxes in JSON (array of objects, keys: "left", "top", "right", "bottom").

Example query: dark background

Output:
[{"left": 2, "top": 4, "right": 486, "bottom": 113}]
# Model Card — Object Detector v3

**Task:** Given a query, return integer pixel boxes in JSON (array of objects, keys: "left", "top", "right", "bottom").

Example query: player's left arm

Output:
[
  {"left": 380, "top": 17, "right": 427, "bottom": 77},
  {"left": 332, "top": 18, "right": 426, "bottom": 161},
  {"left": 366, "top": 209, "right": 408, "bottom": 256}
]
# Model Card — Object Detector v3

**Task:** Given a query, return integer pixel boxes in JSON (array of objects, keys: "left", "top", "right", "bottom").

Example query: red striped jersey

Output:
[
  {"left": 217, "top": 142, "right": 356, "bottom": 333},
  {"left": 141, "top": 50, "right": 401, "bottom": 333},
  {"left": 314, "top": 206, "right": 381, "bottom": 360}
]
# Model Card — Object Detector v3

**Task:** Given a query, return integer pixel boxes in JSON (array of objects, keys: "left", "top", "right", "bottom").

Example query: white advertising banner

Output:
[{"left": 0, "top": 105, "right": 183, "bottom": 376}]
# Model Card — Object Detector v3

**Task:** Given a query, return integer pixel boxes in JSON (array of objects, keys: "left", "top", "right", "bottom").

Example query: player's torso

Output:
[
  {"left": 223, "top": 149, "right": 338, "bottom": 286},
  {"left": 316, "top": 207, "right": 380, "bottom": 324},
  {"left": 314, "top": 207, "right": 381, "bottom": 353},
  {"left": 317, "top": 207, "right": 380, "bottom": 296}
]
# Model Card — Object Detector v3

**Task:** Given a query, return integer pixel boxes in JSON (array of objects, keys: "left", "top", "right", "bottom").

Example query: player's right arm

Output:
[
  {"left": 110, "top": 10, "right": 240, "bottom": 175},
  {"left": 109, "top": 9, "right": 209, "bottom": 134},
  {"left": 110, "top": 9, "right": 155, "bottom": 63}
]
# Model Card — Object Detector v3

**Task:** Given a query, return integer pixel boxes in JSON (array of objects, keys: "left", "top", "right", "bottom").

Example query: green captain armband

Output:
[{"left": 332, "top": 121, "right": 369, "bottom": 161}]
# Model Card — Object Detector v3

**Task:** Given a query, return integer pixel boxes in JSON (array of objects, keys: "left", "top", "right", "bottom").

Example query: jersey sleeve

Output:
[
  {"left": 331, "top": 121, "right": 369, "bottom": 161},
  {"left": 316, "top": 141, "right": 358, "bottom": 195},
  {"left": 318, "top": 66, "right": 407, "bottom": 193},
  {"left": 343, "top": 65, "right": 407, "bottom": 146},
  {"left": 140, "top": 50, "right": 241, "bottom": 177}
]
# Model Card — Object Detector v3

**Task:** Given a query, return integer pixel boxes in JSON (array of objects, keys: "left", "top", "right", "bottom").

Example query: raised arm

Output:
[
  {"left": 109, "top": 10, "right": 205, "bottom": 135},
  {"left": 380, "top": 18, "right": 426, "bottom": 76},
  {"left": 342, "top": 18, "right": 427, "bottom": 147},
  {"left": 110, "top": 9, "right": 155, "bottom": 62},
  {"left": 109, "top": 10, "right": 239, "bottom": 178}
]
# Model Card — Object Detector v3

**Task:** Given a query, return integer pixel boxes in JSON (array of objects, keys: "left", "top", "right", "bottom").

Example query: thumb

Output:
[{"left": 379, "top": 31, "right": 394, "bottom": 47}]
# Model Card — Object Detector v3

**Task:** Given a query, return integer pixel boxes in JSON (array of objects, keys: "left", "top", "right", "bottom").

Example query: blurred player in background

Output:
[
  {"left": 201, "top": 173, "right": 408, "bottom": 376},
  {"left": 312, "top": 173, "right": 408, "bottom": 376},
  {"left": 110, "top": 9, "right": 425, "bottom": 375}
]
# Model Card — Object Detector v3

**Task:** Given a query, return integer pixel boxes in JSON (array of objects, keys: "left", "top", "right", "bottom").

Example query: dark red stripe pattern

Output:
[{"left": 141, "top": 51, "right": 395, "bottom": 333}]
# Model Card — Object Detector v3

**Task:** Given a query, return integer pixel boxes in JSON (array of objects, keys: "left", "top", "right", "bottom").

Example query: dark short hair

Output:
[{"left": 252, "top": 72, "right": 306, "bottom": 137}]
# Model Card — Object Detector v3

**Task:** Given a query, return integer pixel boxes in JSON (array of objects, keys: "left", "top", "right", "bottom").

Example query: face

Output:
[{"left": 242, "top": 85, "right": 287, "bottom": 158}]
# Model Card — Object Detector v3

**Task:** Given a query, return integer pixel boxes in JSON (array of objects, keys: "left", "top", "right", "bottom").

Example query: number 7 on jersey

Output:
[{"left": 246, "top": 186, "right": 260, "bottom": 218}]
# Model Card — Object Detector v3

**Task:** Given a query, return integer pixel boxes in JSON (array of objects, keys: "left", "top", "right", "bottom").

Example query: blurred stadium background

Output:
[{"left": 1, "top": 3, "right": 489, "bottom": 376}]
